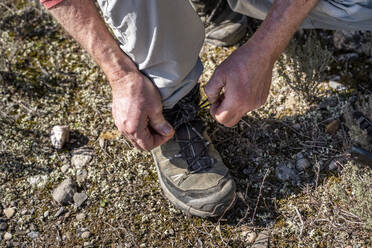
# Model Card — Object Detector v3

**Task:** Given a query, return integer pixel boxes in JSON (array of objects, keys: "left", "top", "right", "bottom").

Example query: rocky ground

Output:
[{"left": 0, "top": 1, "right": 371, "bottom": 247}]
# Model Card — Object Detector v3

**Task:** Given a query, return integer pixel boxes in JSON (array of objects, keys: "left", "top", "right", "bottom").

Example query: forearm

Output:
[
  {"left": 244, "top": 0, "right": 319, "bottom": 61},
  {"left": 48, "top": 0, "right": 138, "bottom": 83}
]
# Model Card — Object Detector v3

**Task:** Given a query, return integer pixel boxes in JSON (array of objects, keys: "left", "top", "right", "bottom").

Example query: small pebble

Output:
[
  {"left": 4, "top": 232, "right": 12, "bottom": 240},
  {"left": 73, "top": 192, "right": 88, "bottom": 208},
  {"left": 54, "top": 207, "right": 65, "bottom": 218},
  {"left": 4, "top": 208, "right": 15, "bottom": 219},
  {"left": 329, "top": 81, "right": 347, "bottom": 91},
  {"left": 43, "top": 211, "right": 49, "bottom": 218},
  {"left": 28, "top": 231, "right": 39, "bottom": 239},
  {"left": 81, "top": 231, "right": 90, "bottom": 239},
  {"left": 0, "top": 222, "right": 8, "bottom": 231},
  {"left": 51, "top": 125, "right": 69, "bottom": 149},
  {"left": 52, "top": 178, "right": 77, "bottom": 205},
  {"left": 98, "top": 138, "right": 105, "bottom": 148}
]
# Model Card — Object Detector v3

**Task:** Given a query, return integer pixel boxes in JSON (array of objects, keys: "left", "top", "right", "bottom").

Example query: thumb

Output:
[
  {"left": 149, "top": 111, "right": 174, "bottom": 137},
  {"left": 204, "top": 71, "right": 225, "bottom": 104}
]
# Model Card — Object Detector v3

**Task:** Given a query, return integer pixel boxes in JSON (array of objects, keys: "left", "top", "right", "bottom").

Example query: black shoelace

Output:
[{"left": 164, "top": 97, "right": 215, "bottom": 174}]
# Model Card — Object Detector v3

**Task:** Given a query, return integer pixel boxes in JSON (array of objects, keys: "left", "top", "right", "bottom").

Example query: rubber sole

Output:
[{"left": 152, "top": 152, "right": 236, "bottom": 218}]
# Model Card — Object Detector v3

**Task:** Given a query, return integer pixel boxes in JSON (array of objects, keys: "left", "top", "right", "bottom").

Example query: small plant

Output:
[{"left": 277, "top": 31, "right": 333, "bottom": 103}]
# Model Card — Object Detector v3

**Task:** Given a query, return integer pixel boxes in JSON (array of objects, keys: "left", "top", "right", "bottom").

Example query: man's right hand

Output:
[{"left": 110, "top": 72, "right": 175, "bottom": 151}]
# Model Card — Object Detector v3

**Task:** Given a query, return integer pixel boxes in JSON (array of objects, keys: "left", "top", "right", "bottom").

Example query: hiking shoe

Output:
[
  {"left": 151, "top": 86, "right": 236, "bottom": 218},
  {"left": 190, "top": 0, "right": 248, "bottom": 46}
]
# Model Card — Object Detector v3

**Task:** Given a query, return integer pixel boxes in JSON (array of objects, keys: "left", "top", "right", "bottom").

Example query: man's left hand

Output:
[{"left": 204, "top": 43, "right": 274, "bottom": 127}]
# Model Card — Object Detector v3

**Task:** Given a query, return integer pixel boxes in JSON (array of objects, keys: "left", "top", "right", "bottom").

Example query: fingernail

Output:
[{"left": 161, "top": 123, "right": 173, "bottom": 136}]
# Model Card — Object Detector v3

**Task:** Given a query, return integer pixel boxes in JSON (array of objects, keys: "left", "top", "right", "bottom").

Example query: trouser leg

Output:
[
  {"left": 96, "top": 0, "right": 205, "bottom": 109},
  {"left": 228, "top": 0, "right": 372, "bottom": 30}
]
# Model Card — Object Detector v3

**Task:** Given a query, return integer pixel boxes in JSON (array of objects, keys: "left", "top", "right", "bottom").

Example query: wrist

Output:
[
  {"left": 241, "top": 36, "right": 278, "bottom": 64},
  {"left": 109, "top": 70, "right": 143, "bottom": 94}
]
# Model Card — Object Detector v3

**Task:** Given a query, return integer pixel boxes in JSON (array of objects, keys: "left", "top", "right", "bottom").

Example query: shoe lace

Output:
[{"left": 164, "top": 94, "right": 215, "bottom": 174}]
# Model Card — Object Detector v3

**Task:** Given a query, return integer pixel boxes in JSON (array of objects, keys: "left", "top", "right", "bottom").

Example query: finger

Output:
[
  {"left": 121, "top": 130, "right": 143, "bottom": 150},
  {"left": 204, "top": 71, "right": 225, "bottom": 104},
  {"left": 210, "top": 97, "right": 241, "bottom": 127},
  {"left": 133, "top": 123, "right": 155, "bottom": 151},
  {"left": 148, "top": 108, "right": 174, "bottom": 137}
]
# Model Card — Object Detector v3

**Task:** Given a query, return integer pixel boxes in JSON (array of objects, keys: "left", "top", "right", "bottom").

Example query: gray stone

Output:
[
  {"left": 52, "top": 178, "right": 77, "bottom": 205},
  {"left": 0, "top": 222, "right": 8, "bottom": 231},
  {"left": 71, "top": 147, "right": 93, "bottom": 169},
  {"left": 3, "top": 232, "right": 12, "bottom": 240},
  {"left": 28, "top": 231, "right": 39, "bottom": 239},
  {"left": 81, "top": 231, "right": 90, "bottom": 239},
  {"left": 275, "top": 163, "right": 299, "bottom": 184},
  {"left": 4, "top": 208, "right": 15, "bottom": 219},
  {"left": 73, "top": 192, "right": 88, "bottom": 208}
]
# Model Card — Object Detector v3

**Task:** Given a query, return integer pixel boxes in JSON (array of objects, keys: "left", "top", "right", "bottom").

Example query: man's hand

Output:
[
  {"left": 205, "top": 0, "right": 319, "bottom": 127},
  {"left": 204, "top": 43, "right": 274, "bottom": 127},
  {"left": 111, "top": 72, "right": 174, "bottom": 151}
]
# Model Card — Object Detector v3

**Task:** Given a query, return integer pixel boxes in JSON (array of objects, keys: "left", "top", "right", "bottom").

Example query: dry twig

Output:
[{"left": 251, "top": 168, "right": 270, "bottom": 224}]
